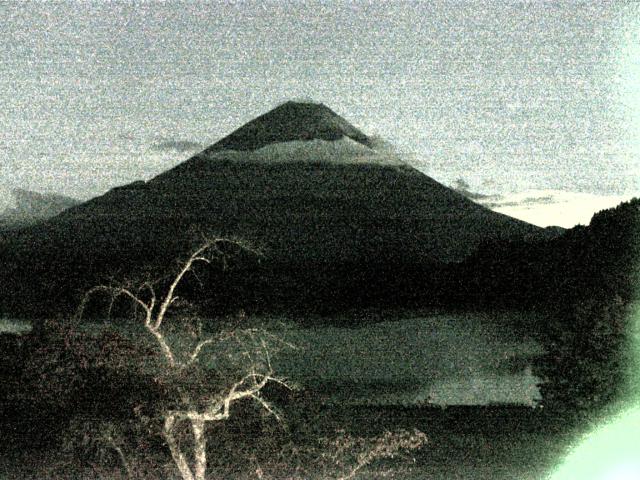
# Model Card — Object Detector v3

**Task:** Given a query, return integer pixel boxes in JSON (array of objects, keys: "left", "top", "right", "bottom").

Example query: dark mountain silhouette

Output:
[
  {"left": 0, "top": 102, "right": 556, "bottom": 317},
  {"left": 0, "top": 188, "right": 80, "bottom": 231}
]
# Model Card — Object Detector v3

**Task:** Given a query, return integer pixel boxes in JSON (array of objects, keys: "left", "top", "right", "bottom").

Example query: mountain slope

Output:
[{"left": 0, "top": 102, "right": 552, "bottom": 316}]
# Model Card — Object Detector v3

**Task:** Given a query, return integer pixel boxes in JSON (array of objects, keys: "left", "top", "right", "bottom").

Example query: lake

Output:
[
  {"left": 273, "top": 311, "right": 545, "bottom": 407},
  {"left": 0, "top": 310, "right": 545, "bottom": 407}
]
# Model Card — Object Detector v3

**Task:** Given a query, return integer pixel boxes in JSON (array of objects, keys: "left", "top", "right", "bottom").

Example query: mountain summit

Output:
[{"left": 206, "top": 101, "right": 373, "bottom": 152}]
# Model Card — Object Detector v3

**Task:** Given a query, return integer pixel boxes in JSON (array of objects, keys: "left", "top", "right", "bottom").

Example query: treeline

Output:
[
  {"left": 453, "top": 198, "right": 640, "bottom": 414},
  {"left": 453, "top": 198, "right": 639, "bottom": 309},
  {"left": 207, "top": 198, "right": 640, "bottom": 324}
]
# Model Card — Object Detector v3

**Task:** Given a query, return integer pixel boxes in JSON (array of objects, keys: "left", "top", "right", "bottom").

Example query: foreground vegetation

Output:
[
  {"left": 0, "top": 306, "right": 631, "bottom": 478},
  {"left": 1, "top": 239, "right": 430, "bottom": 479},
  {"left": 2, "top": 198, "right": 638, "bottom": 478},
  {"left": 1, "top": 315, "right": 436, "bottom": 479}
]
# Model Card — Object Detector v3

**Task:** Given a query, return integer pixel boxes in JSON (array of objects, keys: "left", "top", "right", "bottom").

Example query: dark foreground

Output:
[{"left": 0, "top": 401, "right": 580, "bottom": 480}]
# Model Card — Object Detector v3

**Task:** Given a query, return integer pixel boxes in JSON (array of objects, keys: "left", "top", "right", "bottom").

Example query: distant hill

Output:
[
  {"left": 0, "top": 188, "right": 80, "bottom": 231},
  {"left": 0, "top": 102, "right": 556, "bottom": 317}
]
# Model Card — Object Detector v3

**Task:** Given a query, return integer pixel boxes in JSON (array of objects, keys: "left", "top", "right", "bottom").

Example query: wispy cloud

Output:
[
  {"left": 452, "top": 178, "right": 494, "bottom": 200},
  {"left": 452, "top": 177, "right": 637, "bottom": 228},
  {"left": 152, "top": 139, "right": 204, "bottom": 153},
  {"left": 478, "top": 190, "right": 635, "bottom": 228}
]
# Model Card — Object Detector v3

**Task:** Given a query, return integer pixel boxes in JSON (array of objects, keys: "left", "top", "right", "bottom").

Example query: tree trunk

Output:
[
  {"left": 164, "top": 415, "right": 195, "bottom": 480},
  {"left": 192, "top": 418, "right": 207, "bottom": 480},
  {"left": 147, "top": 326, "right": 176, "bottom": 367}
]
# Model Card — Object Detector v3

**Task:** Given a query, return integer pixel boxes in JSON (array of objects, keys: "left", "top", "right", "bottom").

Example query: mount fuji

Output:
[{"left": 0, "top": 101, "right": 554, "bottom": 316}]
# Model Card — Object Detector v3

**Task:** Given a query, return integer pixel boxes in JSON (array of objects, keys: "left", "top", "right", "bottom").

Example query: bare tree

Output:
[{"left": 77, "top": 238, "right": 293, "bottom": 480}]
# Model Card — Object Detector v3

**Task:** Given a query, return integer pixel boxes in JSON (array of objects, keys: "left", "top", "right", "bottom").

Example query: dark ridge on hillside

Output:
[
  {"left": 205, "top": 101, "right": 373, "bottom": 152},
  {"left": 448, "top": 198, "right": 640, "bottom": 310}
]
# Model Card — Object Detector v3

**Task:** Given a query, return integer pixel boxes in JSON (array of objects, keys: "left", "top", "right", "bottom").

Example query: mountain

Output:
[
  {"left": 0, "top": 102, "right": 554, "bottom": 316},
  {"left": 0, "top": 188, "right": 81, "bottom": 231}
]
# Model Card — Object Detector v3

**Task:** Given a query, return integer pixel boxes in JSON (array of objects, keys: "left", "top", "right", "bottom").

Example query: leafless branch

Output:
[
  {"left": 250, "top": 393, "right": 282, "bottom": 422},
  {"left": 154, "top": 240, "right": 219, "bottom": 331},
  {"left": 185, "top": 338, "right": 215, "bottom": 367}
]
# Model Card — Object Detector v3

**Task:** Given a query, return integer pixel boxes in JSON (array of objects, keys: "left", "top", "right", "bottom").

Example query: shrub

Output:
[{"left": 537, "top": 295, "right": 631, "bottom": 418}]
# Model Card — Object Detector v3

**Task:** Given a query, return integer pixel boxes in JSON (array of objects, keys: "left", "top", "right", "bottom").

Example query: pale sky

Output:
[{"left": 1, "top": 1, "right": 639, "bottom": 214}]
